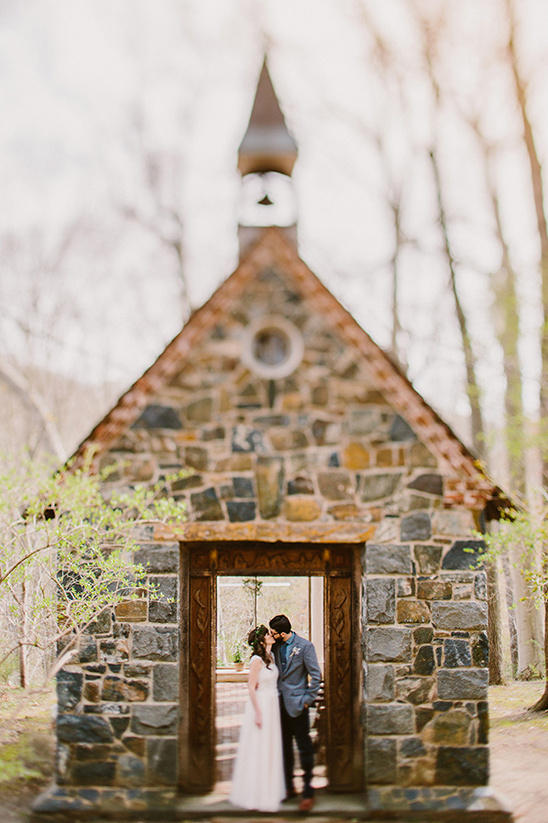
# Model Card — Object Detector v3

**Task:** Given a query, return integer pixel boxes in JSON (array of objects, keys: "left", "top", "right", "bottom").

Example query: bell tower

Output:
[{"left": 238, "top": 59, "right": 298, "bottom": 256}]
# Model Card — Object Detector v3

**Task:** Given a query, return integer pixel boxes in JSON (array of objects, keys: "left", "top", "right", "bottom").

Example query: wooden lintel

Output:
[{"left": 153, "top": 521, "right": 376, "bottom": 544}]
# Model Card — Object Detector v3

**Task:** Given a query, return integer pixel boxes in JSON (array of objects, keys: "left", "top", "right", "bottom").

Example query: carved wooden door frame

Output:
[{"left": 179, "top": 541, "right": 363, "bottom": 794}]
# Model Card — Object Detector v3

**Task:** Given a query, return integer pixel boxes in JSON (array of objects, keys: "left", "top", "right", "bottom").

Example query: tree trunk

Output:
[
  {"left": 486, "top": 559, "right": 505, "bottom": 684},
  {"left": 508, "top": 555, "right": 544, "bottom": 678},
  {"left": 530, "top": 598, "right": 548, "bottom": 711}
]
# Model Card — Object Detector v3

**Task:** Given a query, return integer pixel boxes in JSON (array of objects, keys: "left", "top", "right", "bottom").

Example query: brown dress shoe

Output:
[{"left": 299, "top": 796, "right": 315, "bottom": 812}]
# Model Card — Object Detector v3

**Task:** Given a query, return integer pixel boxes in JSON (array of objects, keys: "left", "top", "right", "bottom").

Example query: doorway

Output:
[
  {"left": 179, "top": 542, "right": 363, "bottom": 795},
  {"left": 215, "top": 575, "right": 325, "bottom": 790}
]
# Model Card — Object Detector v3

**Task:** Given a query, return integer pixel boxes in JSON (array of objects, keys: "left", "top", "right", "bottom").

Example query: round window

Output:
[{"left": 241, "top": 316, "right": 304, "bottom": 379}]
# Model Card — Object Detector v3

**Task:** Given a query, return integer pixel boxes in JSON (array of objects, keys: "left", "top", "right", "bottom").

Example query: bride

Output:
[{"left": 229, "top": 625, "right": 285, "bottom": 812}]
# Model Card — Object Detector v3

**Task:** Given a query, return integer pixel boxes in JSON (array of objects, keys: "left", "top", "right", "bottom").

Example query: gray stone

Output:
[
  {"left": 153, "top": 664, "right": 179, "bottom": 702},
  {"left": 232, "top": 477, "right": 254, "bottom": 497},
  {"left": 435, "top": 746, "right": 488, "bottom": 786},
  {"left": 252, "top": 414, "right": 290, "bottom": 428},
  {"left": 132, "top": 404, "right": 182, "bottom": 430},
  {"left": 413, "top": 645, "right": 436, "bottom": 675},
  {"left": 70, "top": 760, "right": 116, "bottom": 786},
  {"left": 130, "top": 705, "right": 178, "bottom": 736},
  {"left": 365, "top": 544, "right": 413, "bottom": 574},
  {"left": 190, "top": 488, "right": 223, "bottom": 521},
  {"left": 442, "top": 540, "right": 485, "bottom": 570},
  {"left": 401, "top": 512, "right": 432, "bottom": 541},
  {"left": 349, "top": 409, "right": 382, "bottom": 436},
  {"left": 432, "top": 602, "right": 488, "bottom": 631},
  {"left": 231, "top": 425, "right": 265, "bottom": 453},
  {"left": 133, "top": 547, "right": 179, "bottom": 574},
  {"left": 397, "top": 577, "right": 415, "bottom": 597},
  {"left": 132, "top": 627, "right": 178, "bottom": 661},
  {"left": 57, "top": 715, "right": 114, "bottom": 744},
  {"left": 437, "top": 669, "right": 489, "bottom": 700},
  {"left": 256, "top": 457, "right": 284, "bottom": 519},
  {"left": 366, "top": 578, "right": 396, "bottom": 624},
  {"left": 110, "top": 717, "right": 130, "bottom": 738},
  {"left": 117, "top": 753, "right": 145, "bottom": 787},
  {"left": 414, "top": 545, "right": 443, "bottom": 574},
  {"left": 367, "top": 704, "right": 414, "bottom": 735},
  {"left": 317, "top": 470, "right": 353, "bottom": 500},
  {"left": 413, "top": 627, "right": 433, "bottom": 645},
  {"left": 56, "top": 671, "right": 83, "bottom": 712},
  {"left": 312, "top": 419, "right": 341, "bottom": 445},
  {"left": 75, "top": 636, "right": 98, "bottom": 664},
  {"left": 400, "top": 736, "right": 427, "bottom": 758},
  {"left": 407, "top": 474, "right": 443, "bottom": 495},
  {"left": 146, "top": 737, "right": 178, "bottom": 785},
  {"left": 367, "top": 627, "right": 412, "bottom": 662},
  {"left": 444, "top": 639, "right": 472, "bottom": 668},
  {"left": 390, "top": 415, "right": 417, "bottom": 442},
  {"left": 395, "top": 676, "right": 434, "bottom": 705},
  {"left": 475, "top": 572, "right": 487, "bottom": 600},
  {"left": 366, "top": 738, "right": 397, "bottom": 784},
  {"left": 226, "top": 501, "right": 256, "bottom": 522},
  {"left": 358, "top": 473, "right": 403, "bottom": 501},
  {"left": 148, "top": 576, "right": 178, "bottom": 624},
  {"left": 471, "top": 633, "right": 489, "bottom": 667},
  {"left": 366, "top": 665, "right": 395, "bottom": 702},
  {"left": 87, "top": 609, "right": 111, "bottom": 635}
]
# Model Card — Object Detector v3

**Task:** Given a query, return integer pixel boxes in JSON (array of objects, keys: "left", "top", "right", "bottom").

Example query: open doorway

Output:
[
  {"left": 180, "top": 541, "right": 362, "bottom": 795},
  {"left": 215, "top": 575, "right": 325, "bottom": 792}
]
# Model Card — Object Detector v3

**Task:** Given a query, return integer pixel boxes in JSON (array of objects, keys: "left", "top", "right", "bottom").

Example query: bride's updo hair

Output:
[{"left": 247, "top": 624, "right": 271, "bottom": 668}]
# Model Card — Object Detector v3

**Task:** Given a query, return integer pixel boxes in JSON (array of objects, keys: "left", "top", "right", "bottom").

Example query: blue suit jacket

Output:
[{"left": 273, "top": 633, "right": 321, "bottom": 718}]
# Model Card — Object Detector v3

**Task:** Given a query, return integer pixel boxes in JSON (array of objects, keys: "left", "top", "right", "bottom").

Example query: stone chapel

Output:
[{"left": 35, "top": 62, "right": 512, "bottom": 821}]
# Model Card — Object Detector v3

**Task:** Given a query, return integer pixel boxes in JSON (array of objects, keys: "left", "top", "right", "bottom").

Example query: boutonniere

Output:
[{"left": 289, "top": 647, "right": 301, "bottom": 659}]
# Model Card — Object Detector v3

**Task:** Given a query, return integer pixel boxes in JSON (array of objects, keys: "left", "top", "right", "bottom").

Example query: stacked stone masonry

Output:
[{"left": 55, "top": 265, "right": 490, "bottom": 797}]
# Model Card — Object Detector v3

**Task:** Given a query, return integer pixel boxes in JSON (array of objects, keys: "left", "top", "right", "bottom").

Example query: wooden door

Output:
[{"left": 179, "top": 542, "right": 363, "bottom": 794}]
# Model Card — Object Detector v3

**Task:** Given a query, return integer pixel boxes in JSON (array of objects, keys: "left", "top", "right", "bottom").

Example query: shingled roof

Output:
[{"left": 71, "top": 228, "right": 505, "bottom": 513}]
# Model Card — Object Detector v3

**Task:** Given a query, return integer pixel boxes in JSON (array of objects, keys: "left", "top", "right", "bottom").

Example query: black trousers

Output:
[{"left": 279, "top": 697, "right": 314, "bottom": 798}]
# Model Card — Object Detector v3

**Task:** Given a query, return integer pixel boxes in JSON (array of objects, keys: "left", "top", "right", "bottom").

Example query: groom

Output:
[{"left": 269, "top": 614, "right": 321, "bottom": 813}]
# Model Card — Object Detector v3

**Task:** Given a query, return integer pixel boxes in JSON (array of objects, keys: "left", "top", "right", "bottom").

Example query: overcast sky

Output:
[{"left": 1, "top": 0, "right": 547, "bottom": 435}]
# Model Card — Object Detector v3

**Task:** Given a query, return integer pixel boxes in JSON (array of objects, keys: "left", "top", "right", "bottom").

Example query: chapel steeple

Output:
[{"left": 237, "top": 60, "right": 298, "bottom": 255}]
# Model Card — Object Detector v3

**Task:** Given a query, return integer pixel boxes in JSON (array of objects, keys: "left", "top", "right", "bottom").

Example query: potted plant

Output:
[{"left": 233, "top": 647, "right": 244, "bottom": 672}]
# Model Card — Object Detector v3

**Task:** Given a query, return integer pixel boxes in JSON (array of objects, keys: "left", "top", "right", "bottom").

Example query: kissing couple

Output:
[{"left": 229, "top": 614, "right": 322, "bottom": 813}]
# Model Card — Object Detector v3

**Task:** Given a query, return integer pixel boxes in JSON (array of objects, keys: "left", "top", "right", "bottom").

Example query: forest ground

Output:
[{"left": 0, "top": 682, "right": 547, "bottom": 823}]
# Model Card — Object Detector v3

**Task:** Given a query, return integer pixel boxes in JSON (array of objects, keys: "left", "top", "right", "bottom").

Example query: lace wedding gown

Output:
[{"left": 229, "top": 655, "right": 285, "bottom": 812}]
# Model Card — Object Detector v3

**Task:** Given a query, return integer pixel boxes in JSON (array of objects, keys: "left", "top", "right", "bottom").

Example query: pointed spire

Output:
[{"left": 238, "top": 60, "right": 297, "bottom": 177}]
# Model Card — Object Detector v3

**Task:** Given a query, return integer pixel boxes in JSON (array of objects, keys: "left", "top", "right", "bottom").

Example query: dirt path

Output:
[
  {"left": 1, "top": 682, "right": 547, "bottom": 822},
  {"left": 489, "top": 682, "right": 548, "bottom": 823}
]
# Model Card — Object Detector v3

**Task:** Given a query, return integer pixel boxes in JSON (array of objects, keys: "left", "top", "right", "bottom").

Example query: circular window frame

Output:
[{"left": 241, "top": 315, "right": 304, "bottom": 379}]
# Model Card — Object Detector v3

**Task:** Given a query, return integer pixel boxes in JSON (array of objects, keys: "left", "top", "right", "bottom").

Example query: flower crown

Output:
[{"left": 249, "top": 625, "right": 266, "bottom": 647}]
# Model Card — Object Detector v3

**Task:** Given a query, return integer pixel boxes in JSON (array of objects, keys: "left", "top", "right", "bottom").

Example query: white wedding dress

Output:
[{"left": 229, "top": 655, "right": 286, "bottom": 812}]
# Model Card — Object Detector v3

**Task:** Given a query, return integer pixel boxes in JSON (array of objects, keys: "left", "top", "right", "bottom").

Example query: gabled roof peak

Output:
[{"left": 70, "top": 227, "right": 503, "bottom": 513}]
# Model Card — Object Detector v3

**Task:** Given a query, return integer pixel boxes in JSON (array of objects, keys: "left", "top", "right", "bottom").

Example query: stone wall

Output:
[
  {"left": 51, "top": 264, "right": 490, "bottom": 803},
  {"left": 55, "top": 525, "right": 181, "bottom": 791}
]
